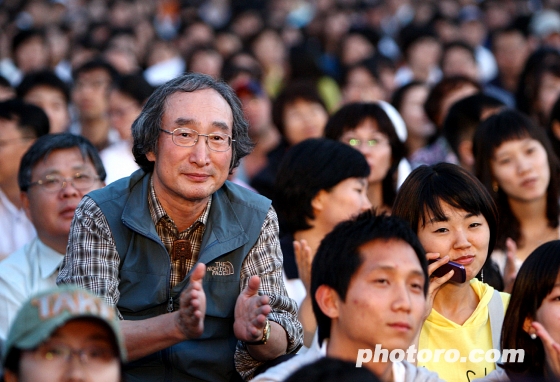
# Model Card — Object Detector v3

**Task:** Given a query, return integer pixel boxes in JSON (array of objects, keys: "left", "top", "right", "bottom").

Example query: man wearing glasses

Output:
[
  {"left": 0, "top": 133, "right": 106, "bottom": 343},
  {"left": 57, "top": 73, "right": 303, "bottom": 381}
]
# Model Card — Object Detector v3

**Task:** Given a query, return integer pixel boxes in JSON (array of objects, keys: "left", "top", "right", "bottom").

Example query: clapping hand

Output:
[
  {"left": 176, "top": 263, "right": 206, "bottom": 339},
  {"left": 234, "top": 275, "right": 271, "bottom": 343}
]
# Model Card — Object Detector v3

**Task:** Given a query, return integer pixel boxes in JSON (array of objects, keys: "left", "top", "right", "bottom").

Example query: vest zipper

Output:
[{"left": 167, "top": 296, "right": 173, "bottom": 312}]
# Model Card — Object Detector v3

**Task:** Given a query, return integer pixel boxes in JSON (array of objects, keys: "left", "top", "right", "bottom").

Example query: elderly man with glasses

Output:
[
  {"left": 57, "top": 73, "right": 303, "bottom": 382},
  {"left": 0, "top": 133, "right": 106, "bottom": 344}
]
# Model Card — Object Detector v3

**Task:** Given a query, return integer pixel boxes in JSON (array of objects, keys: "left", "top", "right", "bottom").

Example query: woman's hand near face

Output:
[
  {"left": 425, "top": 252, "right": 455, "bottom": 320},
  {"left": 503, "top": 238, "right": 518, "bottom": 293},
  {"left": 532, "top": 321, "right": 560, "bottom": 379},
  {"left": 294, "top": 239, "right": 313, "bottom": 292}
]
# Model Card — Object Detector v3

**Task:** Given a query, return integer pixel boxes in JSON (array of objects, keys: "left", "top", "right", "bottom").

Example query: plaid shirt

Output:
[{"left": 57, "top": 178, "right": 302, "bottom": 380}]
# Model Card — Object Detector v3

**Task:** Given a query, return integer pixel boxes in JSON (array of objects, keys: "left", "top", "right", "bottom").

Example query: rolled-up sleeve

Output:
[
  {"left": 234, "top": 206, "right": 303, "bottom": 380},
  {"left": 57, "top": 196, "right": 121, "bottom": 309}
]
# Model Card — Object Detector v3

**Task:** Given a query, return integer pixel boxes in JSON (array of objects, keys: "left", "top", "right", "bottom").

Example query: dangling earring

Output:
[
  {"left": 481, "top": 269, "right": 484, "bottom": 283},
  {"left": 492, "top": 182, "right": 499, "bottom": 193}
]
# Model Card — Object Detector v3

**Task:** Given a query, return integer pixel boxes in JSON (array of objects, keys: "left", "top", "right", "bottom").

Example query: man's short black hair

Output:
[
  {"left": 443, "top": 93, "right": 505, "bottom": 157},
  {"left": 18, "top": 133, "right": 106, "bottom": 192},
  {"left": 17, "top": 70, "right": 71, "bottom": 104},
  {"left": 274, "top": 138, "right": 370, "bottom": 233},
  {"left": 285, "top": 357, "right": 381, "bottom": 382},
  {"left": 311, "top": 211, "right": 428, "bottom": 344},
  {"left": 72, "top": 57, "right": 119, "bottom": 84},
  {"left": 0, "top": 99, "right": 50, "bottom": 137}
]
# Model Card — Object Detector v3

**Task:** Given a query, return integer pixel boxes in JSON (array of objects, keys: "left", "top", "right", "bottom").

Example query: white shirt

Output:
[
  {"left": 0, "top": 237, "right": 64, "bottom": 341},
  {"left": 253, "top": 334, "right": 415, "bottom": 382},
  {"left": 99, "top": 140, "right": 139, "bottom": 184},
  {"left": 0, "top": 188, "right": 36, "bottom": 260}
]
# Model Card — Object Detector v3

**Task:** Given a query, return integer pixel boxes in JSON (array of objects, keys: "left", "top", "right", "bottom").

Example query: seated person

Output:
[
  {"left": 274, "top": 138, "right": 371, "bottom": 345},
  {"left": 0, "top": 133, "right": 105, "bottom": 341},
  {"left": 2, "top": 285, "right": 127, "bottom": 382},
  {"left": 254, "top": 211, "right": 443, "bottom": 381}
]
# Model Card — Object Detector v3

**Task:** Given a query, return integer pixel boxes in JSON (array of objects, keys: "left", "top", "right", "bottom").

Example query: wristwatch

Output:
[{"left": 246, "top": 319, "right": 271, "bottom": 345}]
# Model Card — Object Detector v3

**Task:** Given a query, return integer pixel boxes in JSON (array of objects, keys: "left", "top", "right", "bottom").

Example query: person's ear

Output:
[
  {"left": 552, "top": 120, "right": 560, "bottom": 141},
  {"left": 3, "top": 368, "right": 19, "bottom": 382},
  {"left": 522, "top": 317, "right": 536, "bottom": 337},
  {"left": 146, "top": 151, "right": 156, "bottom": 162},
  {"left": 457, "top": 140, "right": 474, "bottom": 169},
  {"left": 311, "top": 190, "right": 328, "bottom": 213},
  {"left": 315, "top": 285, "right": 341, "bottom": 319}
]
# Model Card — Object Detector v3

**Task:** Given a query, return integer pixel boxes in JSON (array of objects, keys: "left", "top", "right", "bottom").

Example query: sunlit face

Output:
[
  {"left": 11, "top": 319, "right": 120, "bottom": 382},
  {"left": 24, "top": 86, "right": 70, "bottom": 133},
  {"left": 342, "top": 67, "right": 386, "bottom": 103},
  {"left": 417, "top": 202, "right": 490, "bottom": 281},
  {"left": 534, "top": 274, "right": 560, "bottom": 345},
  {"left": 398, "top": 85, "right": 435, "bottom": 140},
  {"left": 72, "top": 69, "right": 112, "bottom": 119},
  {"left": 490, "top": 138, "right": 550, "bottom": 203},
  {"left": 340, "top": 119, "right": 392, "bottom": 186},
  {"left": 282, "top": 99, "right": 328, "bottom": 146},
  {"left": 108, "top": 90, "right": 142, "bottom": 141},
  {"left": 328, "top": 239, "right": 426, "bottom": 354},
  {"left": 314, "top": 177, "right": 371, "bottom": 231},
  {"left": 146, "top": 89, "right": 233, "bottom": 206},
  {"left": 441, "top": 47, "right": 479, "bottom": 81},
  {"left": 15, "top": 37, "right": 49, "bottom": 73},
  {"left": 22, "top": 148, "right": 103, "bottom": 252}
]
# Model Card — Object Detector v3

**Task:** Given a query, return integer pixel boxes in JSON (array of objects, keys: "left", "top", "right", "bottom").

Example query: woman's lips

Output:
[{"left": 453, "top": 255, "right": 475, "bottom": 265}]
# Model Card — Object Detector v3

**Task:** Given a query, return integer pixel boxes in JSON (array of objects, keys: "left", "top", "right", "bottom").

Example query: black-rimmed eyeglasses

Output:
[{"left": 159, "top": 128, "right": 235, "bottom": 152}]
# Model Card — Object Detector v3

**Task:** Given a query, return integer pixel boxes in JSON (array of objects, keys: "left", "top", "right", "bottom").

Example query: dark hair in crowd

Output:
[
  {"left": 500, "top": 240, "right": 560, "bottom": 378},
  {"left": 443, "top": 93, "right": 505, "bottom": 158},
  {"left": 547, "top": 94, "right": 560, "bottom": 161},
  {"left": 18, "top": 133, "right": 106, "bottom": 192},
  {"left": 311, "top": 211, "right": 428, "bottom": 344},
  {"left": 275, "top": 138, "right": 370, "bottom": 233},
  {"left": 0, "top": 99, "right": 50, "bottom": 138},
  {"left": 473, "top": 108, "right": 560, "bottom": 250},
  {"left": 392, "top": 163, "right": 499, "bottom": 282},
  {"left": 17, "top": 70, "right": 71, "bottom": 104},
  {"left": 72, "top": 57, "right": 119, "bottom": 84},
  {"left": 324, "top": 102, "right": 406, "bottom": 207},
  {"left": 131, "top": 72, "right": 253, "bottom": 173},
  {"left": 424, "top": 75, "right": 482, "bottom": 129},
  {"left": 285, "top": 357, "right": 381, "bottom": 382},
  {"left": 111, "top": 73, "right": 154, "bottom": 105}
]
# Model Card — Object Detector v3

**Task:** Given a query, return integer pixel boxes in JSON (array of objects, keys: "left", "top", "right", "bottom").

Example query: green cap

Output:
[{"left": 2, "top": 285, "right": 126, "bottom": 365}]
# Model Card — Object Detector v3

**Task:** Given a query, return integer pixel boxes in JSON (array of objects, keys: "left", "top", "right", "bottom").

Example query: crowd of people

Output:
[{"left": 3, "top": 0, "right": 560, "bottom": 381}]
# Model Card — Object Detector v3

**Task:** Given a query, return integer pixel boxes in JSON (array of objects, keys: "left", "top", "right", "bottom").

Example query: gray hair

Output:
[{"left": 132, "top": 73, "right": 253, "bottom": 173}]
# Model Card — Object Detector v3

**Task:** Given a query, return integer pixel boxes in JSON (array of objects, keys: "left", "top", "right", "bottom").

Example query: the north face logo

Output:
[{"left": 207, "top": 261, "right": 234, "bottom": 276}]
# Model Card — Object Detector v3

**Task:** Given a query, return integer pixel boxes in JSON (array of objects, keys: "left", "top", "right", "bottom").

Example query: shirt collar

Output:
[
  {"left": 147, "top": 174, "right": 211, "bottom": 229},
  {"left": 36, "top": 238, "right": 65, "bottom": 279}
]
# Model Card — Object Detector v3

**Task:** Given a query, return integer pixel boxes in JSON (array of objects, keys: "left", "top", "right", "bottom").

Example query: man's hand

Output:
[
  {"left": 234, "top": 275, "right": 271, "bottom": 342},
  {"left": 176, "top": 263, "right": 207, "bottom": 339}
]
